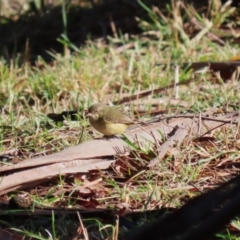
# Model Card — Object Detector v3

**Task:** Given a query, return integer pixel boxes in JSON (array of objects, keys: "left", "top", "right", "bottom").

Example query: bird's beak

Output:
[{"left": 86, "top": 113, "right": 92, "bottom": 118}]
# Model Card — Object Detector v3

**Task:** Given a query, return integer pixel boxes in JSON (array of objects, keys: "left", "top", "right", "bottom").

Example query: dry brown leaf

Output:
[{"left": 0, "top": 229, "right": 22, "bottom": 240}]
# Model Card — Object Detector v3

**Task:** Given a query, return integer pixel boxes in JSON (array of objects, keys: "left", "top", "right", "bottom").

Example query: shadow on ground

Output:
[
  {"left": 0, "top": 0, "right": 150, "bottom": 64},
  {"left": 0, "top": 0, "right": 238, "bottom": 64}
]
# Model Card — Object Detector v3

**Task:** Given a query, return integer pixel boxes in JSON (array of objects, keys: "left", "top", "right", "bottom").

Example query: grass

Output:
[{"left": 1, "top": 0, "right": 240, "bottom": 239}]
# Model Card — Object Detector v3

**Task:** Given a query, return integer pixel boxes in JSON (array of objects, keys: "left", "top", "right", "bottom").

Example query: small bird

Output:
[{"left": 87, "top": 103, "right": 134, "bottom": 136}]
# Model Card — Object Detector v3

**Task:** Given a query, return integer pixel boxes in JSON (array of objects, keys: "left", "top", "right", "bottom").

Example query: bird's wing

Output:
[{"left": 103, "top": 110, "right": 133, "bottom": 124}]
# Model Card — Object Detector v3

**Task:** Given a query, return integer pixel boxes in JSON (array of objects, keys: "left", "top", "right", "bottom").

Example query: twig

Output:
[
  {"left": 148, "top": 114, "right": 239, "bottom": 125},
  {"left": 114, "top": 78, "right": 196, "bottom": 105}
]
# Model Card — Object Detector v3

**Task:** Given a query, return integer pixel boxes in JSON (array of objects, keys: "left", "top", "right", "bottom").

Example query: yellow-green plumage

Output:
[{"left": 87, "top": 103, "right": 133, "bottom": 136}]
